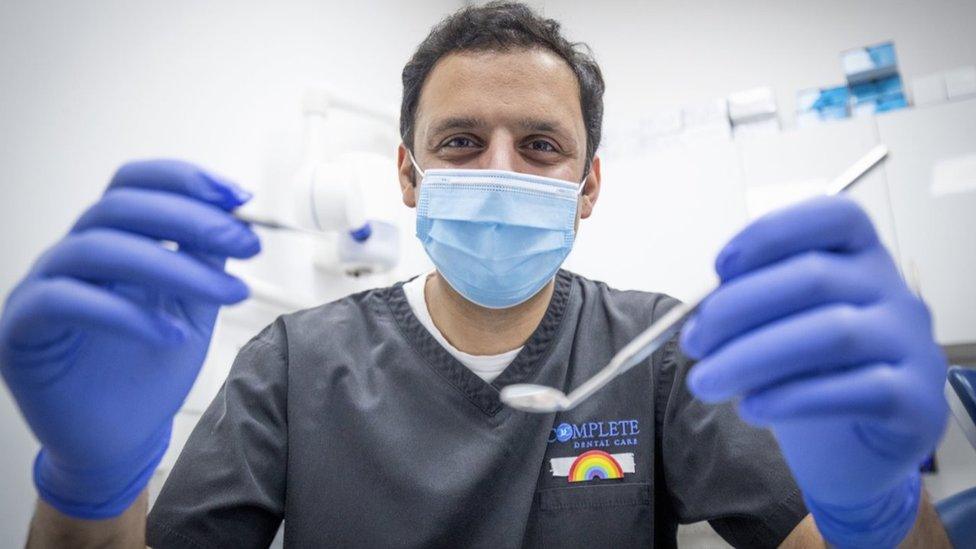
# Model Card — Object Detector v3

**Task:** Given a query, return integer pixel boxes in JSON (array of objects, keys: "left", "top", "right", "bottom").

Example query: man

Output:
[{"left": 0, "top": 3, "right": 952, "bottom": 547}]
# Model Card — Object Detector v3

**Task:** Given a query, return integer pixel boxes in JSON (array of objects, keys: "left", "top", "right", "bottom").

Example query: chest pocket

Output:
[{"left": 523, "top": 482, "right": 652, "bottom": 548}]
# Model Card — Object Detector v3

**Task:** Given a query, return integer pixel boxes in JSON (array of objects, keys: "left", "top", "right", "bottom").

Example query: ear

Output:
[
  {"left": 579, "top": 155, "right": 601, "bottom": 219},
  {"left": 397, "top": 143, "right": 418, "bottom": 208}
]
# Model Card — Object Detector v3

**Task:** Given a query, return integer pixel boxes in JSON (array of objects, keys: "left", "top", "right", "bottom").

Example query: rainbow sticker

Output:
[{"left": 567, "top": 450, "right": 624, "bottom": 482}]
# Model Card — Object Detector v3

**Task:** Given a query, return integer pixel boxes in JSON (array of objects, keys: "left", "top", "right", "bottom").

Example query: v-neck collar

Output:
[{"left": 384, "top": 270, "right": 574, "bottom": 417}]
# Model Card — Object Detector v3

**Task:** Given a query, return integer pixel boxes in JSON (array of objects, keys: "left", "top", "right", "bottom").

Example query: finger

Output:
[
  {"left": 72, "top": 188, "right": 260, "bottom": 259},
  {"left": 681, "top": 250, "right": 882, "bottom": 359},
  {"left": 180, "top": 248, "right": 226, "bottom": 270},
  {"left": 737, "top": 363, "right": 905, "bottom": 425},
  {"left": 715, "top": 196, "right": 879, "bottom": 282},
  {"left": 33, "top": 229, "right": 249, "bottom": 305},
  {"left": 107, "top": 159, "right": 252, "bottom": 211},
  {"left": 0, "top": 278, "right": 182, "bottom": 350},
  {"left": 169, "top": 249, "right": 226, "bottom": 332},
  {"left": 687, "top": 303, "right": 905, "bottom": 403}
]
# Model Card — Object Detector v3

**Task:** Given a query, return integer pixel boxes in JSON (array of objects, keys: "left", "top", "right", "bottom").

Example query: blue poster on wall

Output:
[{"left": 843, "top": 42, "right": 907, "bottom": 115}]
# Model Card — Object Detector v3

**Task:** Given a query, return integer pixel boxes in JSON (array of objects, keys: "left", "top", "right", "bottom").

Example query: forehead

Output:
[{"left": 415, "top": 48, "right": 584, "bottom": 136}]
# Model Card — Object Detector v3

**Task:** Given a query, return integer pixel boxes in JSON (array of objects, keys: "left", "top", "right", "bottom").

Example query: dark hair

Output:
[{"left": 400, "top": 1, "right": 605, "bottom": 172}]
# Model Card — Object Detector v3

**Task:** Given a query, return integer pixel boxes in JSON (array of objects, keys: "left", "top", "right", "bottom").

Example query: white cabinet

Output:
[
  {"left": 877, "top": 99, "right": 976, "bottom": 346},
  {"left": 585, "top": 102, "right": 975, "bottom": 349},
  {"left": 736, "top": 116, "right": 902, "bottom": 262},
  {"left": 734, "top": 106, "right": 975, "bottom": 348}
]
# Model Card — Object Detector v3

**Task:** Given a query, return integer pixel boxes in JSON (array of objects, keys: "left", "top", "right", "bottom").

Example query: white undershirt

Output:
[{"left": 403, "top": 272, "right": 522, "bottom": 383}]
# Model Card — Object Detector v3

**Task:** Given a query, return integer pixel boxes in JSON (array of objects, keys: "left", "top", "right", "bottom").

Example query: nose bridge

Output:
[{"left": 481, "top": 128, "right": 518, "bottom": 171}]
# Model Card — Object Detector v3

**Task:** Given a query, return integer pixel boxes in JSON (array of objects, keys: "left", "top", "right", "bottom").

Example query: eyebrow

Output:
[
  {"left": 428, "top": 116, "right": 488, "bottom": 137},
  {"left": 517, "top": 117, "right": 564, "bottom": 134},
  {"left": 425, "top": 116, "right": 577, "bottom": 148}
]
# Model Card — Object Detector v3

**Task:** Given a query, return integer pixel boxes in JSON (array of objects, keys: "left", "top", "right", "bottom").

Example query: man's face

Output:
[{"left": 398, "top": 47, "right": 600, "bottom": 222}]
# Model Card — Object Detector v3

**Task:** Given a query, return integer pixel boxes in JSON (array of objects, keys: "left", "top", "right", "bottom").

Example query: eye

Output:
[
  {"left": 442, "top": 136, "right": 479, "bottom": 149},
  {"left": 526, "top": 139, "right": 558, "bottom": 153}
]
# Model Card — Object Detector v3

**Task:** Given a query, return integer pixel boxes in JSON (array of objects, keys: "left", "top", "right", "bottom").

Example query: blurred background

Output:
[{"left": 1, "top": 1, "right": 975, "bottom": 546}]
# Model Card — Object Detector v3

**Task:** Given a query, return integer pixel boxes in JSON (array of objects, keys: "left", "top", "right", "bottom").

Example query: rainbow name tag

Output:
[{"left": 550, "top": 450, "right": 635, "bottom": 482}]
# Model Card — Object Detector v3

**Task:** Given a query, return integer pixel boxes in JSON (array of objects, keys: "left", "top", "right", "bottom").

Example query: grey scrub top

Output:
[{"left": 147, "top": 270, "right": 807, "bottom": 548}]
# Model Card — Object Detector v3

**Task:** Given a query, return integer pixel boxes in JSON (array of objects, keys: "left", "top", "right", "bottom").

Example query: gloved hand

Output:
[
  {"left": 0, "top": 160, "right": 260, "bottom": 519},
  {"left": 680, "top": 196, "right": 948, "bottom": 548}
]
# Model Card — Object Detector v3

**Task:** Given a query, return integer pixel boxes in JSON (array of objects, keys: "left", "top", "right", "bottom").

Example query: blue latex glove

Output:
[
  {"left": 0, "top": 160, "right": 260, "bottom": 519},
  {"left": 681, "top": 196, "right": 948, "bottom": 548}
]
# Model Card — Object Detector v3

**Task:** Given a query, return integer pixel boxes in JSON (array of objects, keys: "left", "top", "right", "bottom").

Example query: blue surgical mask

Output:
[{"left": 410, "top": 153, "right": 585, "bottom": 309}]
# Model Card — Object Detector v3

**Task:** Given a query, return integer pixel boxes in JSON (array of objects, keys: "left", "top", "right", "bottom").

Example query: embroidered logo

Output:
[
  {"left": 548, "top": 419, "right": 640, "bottom": 449},
  {"left": 550, "top": 450, "right": 636, "bottom": 482}
]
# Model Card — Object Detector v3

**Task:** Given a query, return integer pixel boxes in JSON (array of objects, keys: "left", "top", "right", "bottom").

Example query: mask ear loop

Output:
[
  {"left": 572, "top": 165, "right": 588, "bottom": 235},
  {"left": 577, "top": 170, "right": 588, "bottom": 196},
  {"left": 407, "top": 150, "right": 425, "bottom": 187}
]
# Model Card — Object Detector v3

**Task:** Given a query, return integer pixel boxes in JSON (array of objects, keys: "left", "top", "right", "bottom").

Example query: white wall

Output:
[{"left": 0, "top": 0, "right": 456, "bottom": 541}]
